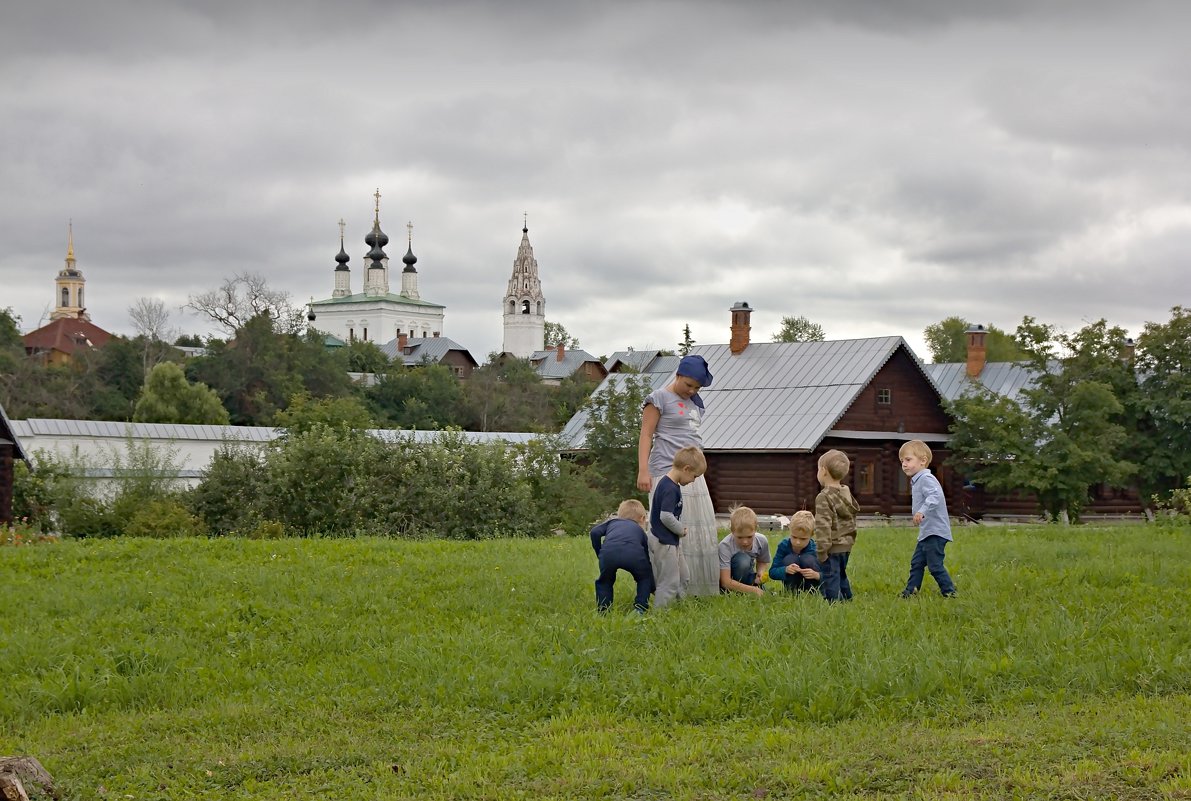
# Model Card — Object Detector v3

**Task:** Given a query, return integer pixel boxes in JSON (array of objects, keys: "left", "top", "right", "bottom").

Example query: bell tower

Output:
[
  {"left": 51, "top": 221, "right": 89, "bottom": 321},
  {"left": 501, "top": 215, "right": 546, "bottom": 358}
]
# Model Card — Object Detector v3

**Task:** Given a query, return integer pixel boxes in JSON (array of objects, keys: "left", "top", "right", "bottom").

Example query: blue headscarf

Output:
[{"left": 676, "top": 355, "right": 713, "bottom": 409}]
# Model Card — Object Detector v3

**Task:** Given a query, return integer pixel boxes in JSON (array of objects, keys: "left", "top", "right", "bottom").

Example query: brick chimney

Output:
[
  {"left": 397, "top": 333, "right": 408, "bottom": 354},
  {"left": 965, "top": 324, "right": 987, "bottom": 378},
  {"left": 729, "top": 301, "right": 752, "bottom": 355},
  {"left": 555, "top": 342, "right": 565, "bottom": 362}
]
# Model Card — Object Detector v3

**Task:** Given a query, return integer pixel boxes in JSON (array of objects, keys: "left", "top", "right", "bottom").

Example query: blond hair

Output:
[
  {"left": 898, "top": 440, "right": 933, "bottom": 465},
  {"left": 789, "top": 510, "right": 815, "bottom": 535},
  {"left": 672, "top": 445, "right": 707, "bottom": 474},
  {"left": 729, "top": 505, "right": 758, "bottom": 534},
  {"left": 617, "top": 499, "right": 647, "bottom": 520},
  {"left": 819, "top": 449, "right": 850, "bottom": 481}
]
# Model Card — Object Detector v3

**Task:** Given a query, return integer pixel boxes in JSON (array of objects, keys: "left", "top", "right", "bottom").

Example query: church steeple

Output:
[
  {"left": 364, "top": 188, "right": 390, "bottom": 297},
  {"left": 332, "top": 218, "right": 351, "bottom": 298},
  {"left": 51, "top": 220, "right": 89, "bottom": 321},
  {"left": 400, "top": 220, "right": 421, "bottom": 299},
  {"left": 501, "top": 214, "right": 546, "bottom": 358}
]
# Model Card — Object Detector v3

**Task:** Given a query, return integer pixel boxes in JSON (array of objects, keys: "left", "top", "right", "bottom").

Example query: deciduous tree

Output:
[
  {"left": 947, "top": 317, "right": 1136, "bottom": 522},
  {"left": 924, "top": 316, "right": 1026, "bottom": 363},
  {"left": 133, "top": 362, "right": 230, "bottom": 425},
  {"left": 186, "top": 272, "right": 306, "bottom": 336},
  {"left": 772, "top": 315, "right": 826, "bottom": 343}
]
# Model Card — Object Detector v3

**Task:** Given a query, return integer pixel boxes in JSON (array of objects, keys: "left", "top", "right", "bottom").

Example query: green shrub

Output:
[
  {"left": 1153, "top": 475, "right": 1191, "bottom": 527},
  {"left": 11, "top": 456, "right": 72, "bottom": 533},
  {"left": 258, "top": 425, "right": 377, "bottom": 536},
  {"left": 245, "top": 520, "right": 286, "bottom": 539},
  {"left": 124, "top": 499, "right": 206, "bottom": 538},
  {"left": 188, "top": 444, "right": 267, "bottom": 535},
  {"left": 58, "top": 496, "right": 120, "bottom": 538}
]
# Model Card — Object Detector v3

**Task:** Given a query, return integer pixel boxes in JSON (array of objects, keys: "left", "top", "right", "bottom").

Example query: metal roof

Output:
[
  {"left": 379, "top": 335, "right": 477, "bottom": 366},
  {"left": 530, "top": 348, "right": 603, "bottom": 380},
  {"left": 12, "top": 419, "right": 280, "bottom": 442},
  {"left": 924, "top": 361, "right": 1038, "bottom": 402},
  {"left": 562, "top": 336, "right": 942, "bottom": 452},
  {"left": 605, "top": 350, "right": 665, "bottom": 372},
  {"left": 559, "top": 371, "right": 674, "bottom": 447},
  {"left": 310, "top": 292, "right": 444, "bottom": 309},
  {"left": 10, "top": 418, "right": 540, "bottom": 447}
]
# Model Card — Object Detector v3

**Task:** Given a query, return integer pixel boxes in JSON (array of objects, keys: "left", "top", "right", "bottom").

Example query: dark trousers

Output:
[
  {"left": 904, "top": 535, "right": 956, "bottom": 596},
  {"left": 819, "top": 551, "right": 852, "bottom": 602},
  {"left": 595, "top": 549, "right": 654, "bottom": 612},
  {"left": 781, "top": 553, "right": 821, "bottom": 594}
]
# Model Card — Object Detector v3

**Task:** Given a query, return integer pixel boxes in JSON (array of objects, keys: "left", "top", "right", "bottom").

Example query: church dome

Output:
[
  {"left": 402, "top": 245, "right": 418, "bottom": 272},
  {"left": 334, "top": 244, "right": 350, "bottom": 271},
  {"left": 365, "top": 222, "right": 389, "bottom": 249}
]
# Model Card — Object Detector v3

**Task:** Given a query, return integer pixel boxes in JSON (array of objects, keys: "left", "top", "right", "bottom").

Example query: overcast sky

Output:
[{"left": 2, "top": 0, "right": 1188, "bottom": 362}]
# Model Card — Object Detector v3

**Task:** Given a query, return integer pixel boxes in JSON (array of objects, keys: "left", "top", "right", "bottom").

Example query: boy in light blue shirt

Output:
[{"left": 899, "top": 440, "right": 957, "bottom": 598}]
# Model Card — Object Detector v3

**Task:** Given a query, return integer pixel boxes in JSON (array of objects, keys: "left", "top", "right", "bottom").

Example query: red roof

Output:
[{"left": 22, "top": 317, "right": 114, "bottom": 356}]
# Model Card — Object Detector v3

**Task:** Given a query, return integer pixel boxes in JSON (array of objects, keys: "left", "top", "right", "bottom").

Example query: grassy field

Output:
[{"left": 2, "top": 524, "right": 1189, "bottom": 800}]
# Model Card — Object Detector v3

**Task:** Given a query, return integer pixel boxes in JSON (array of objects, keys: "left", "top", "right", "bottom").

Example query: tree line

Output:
[{"left": 0, "top": 306, "right": 596, "bottom": 434}]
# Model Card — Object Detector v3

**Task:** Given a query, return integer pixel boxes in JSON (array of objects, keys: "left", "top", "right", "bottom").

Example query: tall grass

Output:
[{"left": 2, "top": 525, "right": 1189, "bottom": 799}]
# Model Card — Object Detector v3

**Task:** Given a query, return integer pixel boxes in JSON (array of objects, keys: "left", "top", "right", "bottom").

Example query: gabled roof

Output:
[
  {"left": 562, "top": 336, "right": 945, "bottom": 452},
  {"left": 924, "top": 361, "right": 1038, "bottom": 403},
  {"left": 530, "top": 348, "right": 604, "bottom": 380},
  {"left": 0, "top": 402, "right": 28, "bottom": 462},
  {"left": 22, "top": 317, "right": 113, "bottom": 356},
  {"left": 604, "top": 350, "right": 683, "bottom": 375},
  {"left": 379, "top": 335, "right": 477, "bottom": 367}
]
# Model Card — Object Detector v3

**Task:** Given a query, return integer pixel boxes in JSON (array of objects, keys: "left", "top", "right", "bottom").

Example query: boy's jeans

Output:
[
  {"left": 903, "top": 535, "right": 956, "bottom": 596},
  {"left": 819, "top": 551, "right": 852, "bottom": 602}
]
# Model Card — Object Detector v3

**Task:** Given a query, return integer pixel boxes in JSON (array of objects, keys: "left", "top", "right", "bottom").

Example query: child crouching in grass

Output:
[
  {"left": 590, "top": 499, "right": 654, "bottom": 614},
  {"left": 769, "top": 510, "right": 821, "bottom": 594},
  {"left": 717, "top": 506, "right": 771, "bottom": 596}
]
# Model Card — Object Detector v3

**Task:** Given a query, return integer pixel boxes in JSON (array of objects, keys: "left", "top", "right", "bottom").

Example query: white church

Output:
[
  {"left": 308, "top": 191, "right": 446, "bottom": 345},
  {"left": 308, "top": 191, "right": 548, "bottom": 360}
]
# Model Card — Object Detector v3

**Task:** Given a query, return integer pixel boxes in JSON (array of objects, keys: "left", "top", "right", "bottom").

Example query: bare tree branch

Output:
[{"left": 185, "top": 272, "right": 305, "bottom": 335}]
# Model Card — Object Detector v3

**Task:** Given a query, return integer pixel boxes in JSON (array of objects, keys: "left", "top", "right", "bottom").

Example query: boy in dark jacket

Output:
[
  {"left": 770, "top": 510, "right": 821, "bottom": 593},
  {"left": 590, "top": 499, "right": 653, "bottom": 614}
]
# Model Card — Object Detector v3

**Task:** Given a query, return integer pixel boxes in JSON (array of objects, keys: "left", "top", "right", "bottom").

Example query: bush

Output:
[
  {"left": 124, "top": 499, "right": 206, "bottom": 538},
  {"left": 59, "top": 496, "right": 120, "bottom": 539},
  {"left": 359, "top": 431, "right": 539, "bottom": 539},
  {"left": 1153, "top": 476, "right": 1191, "bottom": 527},
  {"left": 188, "top": 444, "right": 268, "bottom": 535},
  {"left": 11, "top": 457, "right": 72, "bottom": 533}
]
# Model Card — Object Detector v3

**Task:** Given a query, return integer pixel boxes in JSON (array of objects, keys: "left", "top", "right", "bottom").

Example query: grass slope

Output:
[{"left": 2, "top": 526, "right": 1189, "bottom": 800}]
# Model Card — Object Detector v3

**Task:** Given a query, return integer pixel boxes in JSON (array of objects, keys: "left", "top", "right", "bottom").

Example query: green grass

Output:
[{"left": 2, "top": 525, "right": 1189, "bottom": 800}]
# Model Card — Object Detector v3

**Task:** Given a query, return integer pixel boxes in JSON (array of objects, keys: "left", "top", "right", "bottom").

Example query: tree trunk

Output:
[
  {"left": 0, "top": 773, "right": 29, "bottom": 801},
  {"left": 0, "top": 758, "right": 55, "bottom": 800}
]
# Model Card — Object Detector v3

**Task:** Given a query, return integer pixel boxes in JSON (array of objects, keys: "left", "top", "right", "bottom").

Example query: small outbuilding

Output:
[{"left": 0, "top": 402, "right": 30, "bottom": 526}]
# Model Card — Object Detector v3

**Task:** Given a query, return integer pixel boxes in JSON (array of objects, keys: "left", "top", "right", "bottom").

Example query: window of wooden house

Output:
[
  {"left": 877, "top": 388, "right": 892, "bottom": 405},
  {"left": 896, "top": 466, "right": 910, "bottom": 496},
  {"left": 855, "top": 460, "right": 875, "bottom": 495}
]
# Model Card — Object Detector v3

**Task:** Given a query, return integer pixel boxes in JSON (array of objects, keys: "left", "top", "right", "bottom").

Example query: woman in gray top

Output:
[{"left": 636, "top": 354, "right": 720, "bottom": 596}]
